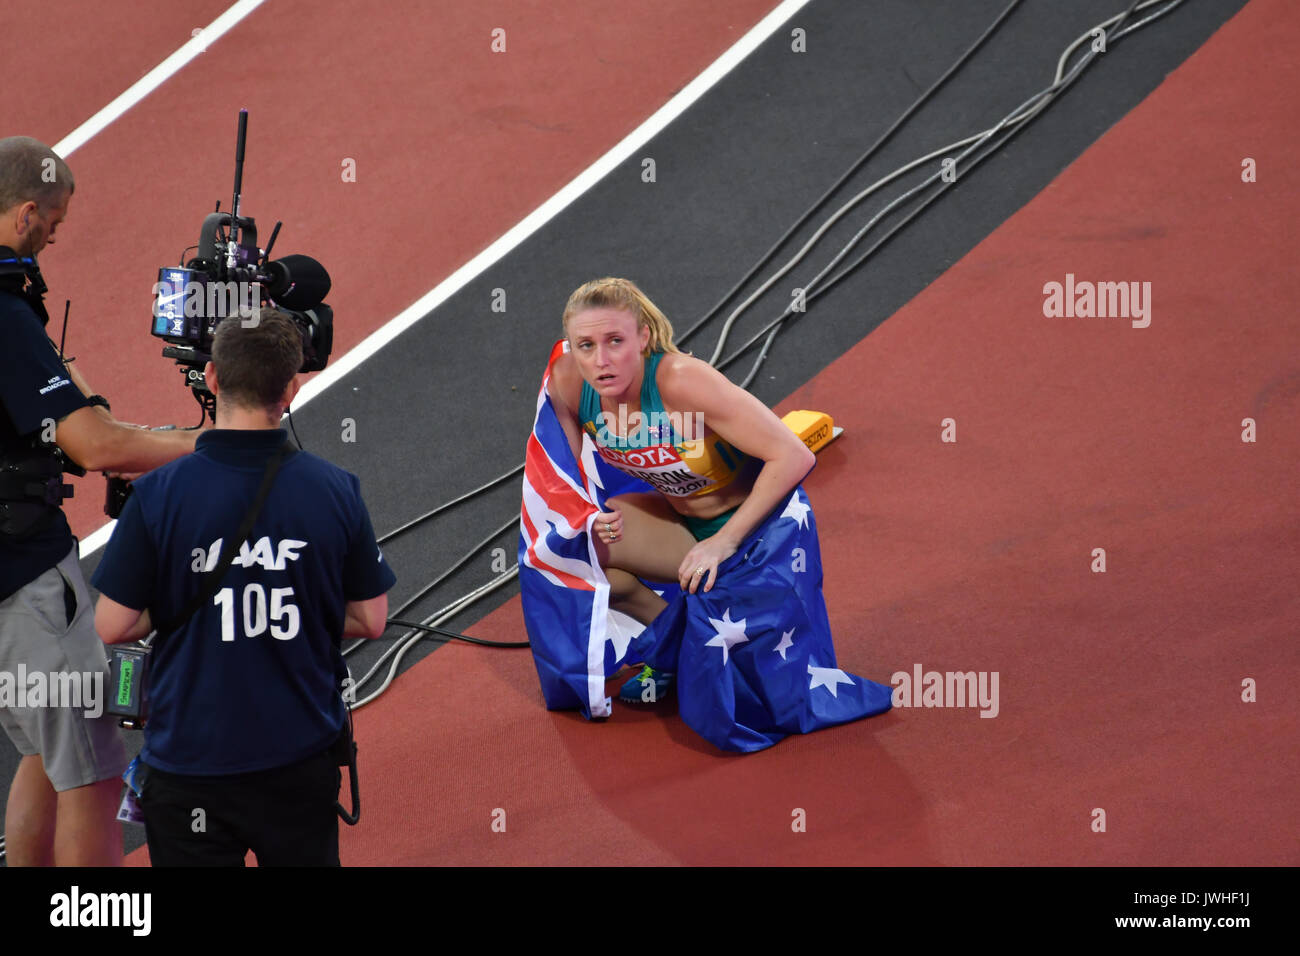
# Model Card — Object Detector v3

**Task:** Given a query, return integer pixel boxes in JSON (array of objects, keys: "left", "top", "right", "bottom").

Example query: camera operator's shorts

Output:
[{"left": 0, "top": 544, "right": 127, "bottom": 791}]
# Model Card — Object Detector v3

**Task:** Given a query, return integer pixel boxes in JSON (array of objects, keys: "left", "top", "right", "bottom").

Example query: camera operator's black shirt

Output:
[{"left": 0, "top": 288, "right": 91, "bottom": 601}]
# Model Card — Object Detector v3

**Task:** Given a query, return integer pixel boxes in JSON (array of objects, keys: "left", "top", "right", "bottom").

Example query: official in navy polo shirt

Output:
[{"left": 94, "top": 309, "right": 394, "bottom": 867}]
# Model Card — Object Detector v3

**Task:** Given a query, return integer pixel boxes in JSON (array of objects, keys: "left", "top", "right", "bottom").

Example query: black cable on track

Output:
[{"left": 676, "top": 0, "right": 1026, "bottom": 350}]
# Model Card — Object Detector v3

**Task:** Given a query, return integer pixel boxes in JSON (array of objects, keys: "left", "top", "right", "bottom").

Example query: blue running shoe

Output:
[{"left": 618, "top": 665, "right": 674, "bottom": 704}]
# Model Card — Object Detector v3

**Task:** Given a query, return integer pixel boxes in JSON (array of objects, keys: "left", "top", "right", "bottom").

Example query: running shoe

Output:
[{"left": 618, "top": 665, "right": 675, "bottom": 704}]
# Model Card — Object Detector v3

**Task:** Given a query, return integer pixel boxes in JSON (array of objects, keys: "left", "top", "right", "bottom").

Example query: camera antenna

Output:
[{"left": 227, "top": 108, "right": 248, "bottom": 272}]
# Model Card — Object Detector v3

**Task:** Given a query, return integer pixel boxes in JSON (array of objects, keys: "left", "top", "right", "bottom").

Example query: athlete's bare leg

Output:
[
  {"left": 594, "top": 493, "right": 695, "bottom": 626},
  {"left": 604, "top": 567, "right": 669, "bottom": 625}
]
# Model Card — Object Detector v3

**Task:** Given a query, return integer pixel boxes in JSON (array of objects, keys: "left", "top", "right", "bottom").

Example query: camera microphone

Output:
[{"left": 262, "top": 254, "right": 331, "bottom": 311}]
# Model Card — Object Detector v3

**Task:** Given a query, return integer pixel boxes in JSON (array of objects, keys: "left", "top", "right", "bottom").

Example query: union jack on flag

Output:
[{"left": 518, "top": 340, "right": 655, "bottom": 719}]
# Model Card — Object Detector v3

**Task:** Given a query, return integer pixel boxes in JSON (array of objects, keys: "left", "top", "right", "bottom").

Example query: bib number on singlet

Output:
[
  {"left": 594, "top": 443, "right": 716, "bottom": 497},
  {"left": 213, "top": 584, "right": 301, "bottom": 641}
]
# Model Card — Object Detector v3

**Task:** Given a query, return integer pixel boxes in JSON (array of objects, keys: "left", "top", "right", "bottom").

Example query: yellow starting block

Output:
[{"left": 781, "top": 410, "right": 843, "bottom": 454}]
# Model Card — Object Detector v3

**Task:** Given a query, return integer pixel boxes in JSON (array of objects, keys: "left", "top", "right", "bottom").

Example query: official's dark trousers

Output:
[{"left": 139, "top": 748, "right": 341, "bottom": 866}]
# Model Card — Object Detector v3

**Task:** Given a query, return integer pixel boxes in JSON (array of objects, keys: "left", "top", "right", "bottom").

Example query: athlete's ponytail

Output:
[{"left": 561, "top": 277, "right": 681, "bottom": 355}]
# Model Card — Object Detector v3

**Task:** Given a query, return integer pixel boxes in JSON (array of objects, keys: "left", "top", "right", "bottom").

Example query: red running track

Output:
[
  {"left": 26, "top": 0, "right": 1294, "bottom": 866},
  {"left": 259, "top": 0, "right": 1290, "bottom": 866}
]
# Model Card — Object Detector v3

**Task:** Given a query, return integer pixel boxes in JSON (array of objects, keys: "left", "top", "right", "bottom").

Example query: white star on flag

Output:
[
  {"left": 774, "top": 628, "right": 795, "bottom": 661},
  {"left": 705, "top": 609, "right": 750, "bottom": 665},
  {"left": 807, "top": 659, "right": 854, "bottom": 697},
  {"left": 780, "top": 490, "right": 811, "bottom": 529},
  {"left": 603, "top": 609, "right": 640, "bottom": 660}
]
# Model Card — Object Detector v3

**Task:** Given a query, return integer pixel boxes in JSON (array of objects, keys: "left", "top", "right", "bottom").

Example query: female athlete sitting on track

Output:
[{"left": 546, "top": 277, "right": 816, "bottom": 702}]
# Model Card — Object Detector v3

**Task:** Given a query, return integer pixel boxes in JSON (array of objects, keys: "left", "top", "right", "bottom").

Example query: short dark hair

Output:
[
  {"left": 0, "top": 136, "right": 75, "bottom": 212},
  {"left": 211, "top": 310, "right": 304, "bottom": 411}
]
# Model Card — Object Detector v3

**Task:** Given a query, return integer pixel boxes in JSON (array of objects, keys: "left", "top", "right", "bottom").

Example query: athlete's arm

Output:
[
  {"left": 545, "top": 353, "right": 587, "bottom": 466},
  {"left": 343, "top": 594, "right": 388, "bottom": 639},
  {"left": 658, "top": 355, "right": 815, "bottom": 589},
  {"left": 95, "top": 595, "right": 152, "bottom": 645}
]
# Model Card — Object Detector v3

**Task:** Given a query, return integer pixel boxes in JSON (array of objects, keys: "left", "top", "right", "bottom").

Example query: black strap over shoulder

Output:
[{"left": 152, "top": 439, "right": 297, "bottom": 635}]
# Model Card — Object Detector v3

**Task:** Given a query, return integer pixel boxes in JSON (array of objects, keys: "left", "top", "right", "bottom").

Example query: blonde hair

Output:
[{"left": 561, "top": 277, "right": 681, "bottom": 355}]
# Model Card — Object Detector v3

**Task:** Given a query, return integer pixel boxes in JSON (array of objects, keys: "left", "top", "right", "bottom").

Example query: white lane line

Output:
[
  {"left": 79, "top": 0, "right": 811, "bottom": 558},
  {"left": 56, "top": 0, "right": 267, "bottom": 157},
  {"left": 290, "top": 0, "right": 814, "bottom": 413}
]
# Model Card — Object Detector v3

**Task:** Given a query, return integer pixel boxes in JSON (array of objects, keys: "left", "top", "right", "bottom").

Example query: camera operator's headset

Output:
[{"left": 121, "top": 438, "right": 362, "bottom": 825}]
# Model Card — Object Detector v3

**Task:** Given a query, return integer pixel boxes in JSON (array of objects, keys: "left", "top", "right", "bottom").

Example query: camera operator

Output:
[
  {"left": 93, "top": 309, "right": 394, "bottom": 866},
  {"left": 1, "top": 136, "right": 203, "bottom": 867}
]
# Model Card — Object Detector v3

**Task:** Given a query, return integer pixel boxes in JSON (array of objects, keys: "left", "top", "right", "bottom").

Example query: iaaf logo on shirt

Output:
[{"left": 192, "top": 536, "right": 308, "bottom": 572}]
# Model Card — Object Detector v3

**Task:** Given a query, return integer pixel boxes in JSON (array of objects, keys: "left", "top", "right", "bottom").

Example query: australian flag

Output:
[
  {"left": 518, "top": 340, "right": 650, "bottom": 719},
  {"left": 518, "top": 341, "right": 893, "bottom": 750}
]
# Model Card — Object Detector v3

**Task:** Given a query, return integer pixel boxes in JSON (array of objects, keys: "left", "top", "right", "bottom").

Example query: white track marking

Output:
[
  {"left": 56, "top": 0, "right": 267, "bottom": 158},
  {"left": 290, "top": 0, "right": 814, "bottom": 413}
]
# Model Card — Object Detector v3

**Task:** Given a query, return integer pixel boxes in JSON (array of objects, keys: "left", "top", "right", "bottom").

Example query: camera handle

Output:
[{"left": 104, "top": 424, "right": 207, "bottom": 521}]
